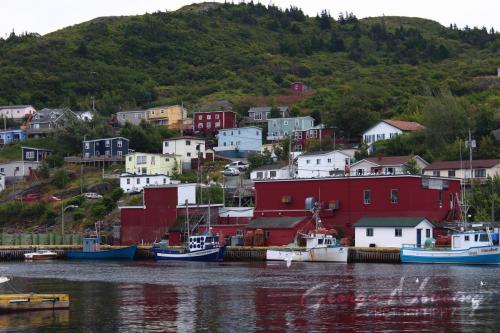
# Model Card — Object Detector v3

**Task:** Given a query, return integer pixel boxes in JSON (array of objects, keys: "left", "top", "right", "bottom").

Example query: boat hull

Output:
[
  {"left": 24, "top": 253, "right": 57, "bottom": 260},
  {"left": 401, "top": 245, "right": 500, "bottom": 264},
  {"left": 153, "top": 246, "right": 226, "bottom": 262},
  {"left": 266, "top": 247, "right": 348, "bottom": 262},
  {"left": 66, "top": 245, "right": 137, "bottom": 260}
]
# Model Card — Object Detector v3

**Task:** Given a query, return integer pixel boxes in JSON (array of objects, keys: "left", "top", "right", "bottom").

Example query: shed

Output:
[{"left": 354, "top": 217, "right": 434, "bottom": 248}]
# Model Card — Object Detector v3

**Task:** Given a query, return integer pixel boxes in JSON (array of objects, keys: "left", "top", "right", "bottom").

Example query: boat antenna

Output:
[{"left": 185, "top": 199, "right": 190, "bottom": 248}]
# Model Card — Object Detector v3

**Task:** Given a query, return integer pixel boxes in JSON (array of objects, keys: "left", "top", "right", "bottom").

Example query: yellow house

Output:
[
  {"left": 147, "top": 105, "right": 188, "bottom": 129},
  {"left": 125, "top": 152, "right": 182, "bottom": 176}
]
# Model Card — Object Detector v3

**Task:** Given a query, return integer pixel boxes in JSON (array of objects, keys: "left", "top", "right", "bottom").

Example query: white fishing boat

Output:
[
  {"left": 266, "top": 198, "right": 348, "bottom": 263},
  {"left": 24, "top": 249, "right": 58, "bottom": 260}
]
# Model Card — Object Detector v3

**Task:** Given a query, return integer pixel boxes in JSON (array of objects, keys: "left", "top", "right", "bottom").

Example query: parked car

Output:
[
  {"left": 224, "top": 161, "right": 248, "bottom": 171},
  {"left": 84, "top": 192, "right": 103, "bottom": 199},
  {"left": 46, "top": 195, "right": 61, "bottom": 202},
  {"left": 19, "top": 193, "right": 42, "bottom": 202},
  {"left": 223, "top": 168, "right": 240, "bottom": 176}
]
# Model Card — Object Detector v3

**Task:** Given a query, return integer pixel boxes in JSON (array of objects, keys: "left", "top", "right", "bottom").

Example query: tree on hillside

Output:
[
  {"left": 269, "top": 105, "right": 281, "bottom": 118},
  {"left": 404, "top": 156, "right": 421, "bottom": 175}
]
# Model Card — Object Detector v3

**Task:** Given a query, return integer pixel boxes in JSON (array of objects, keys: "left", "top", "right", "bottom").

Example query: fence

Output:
[{"left": 0, "top": 234, "right": 82, "bottom": 246}]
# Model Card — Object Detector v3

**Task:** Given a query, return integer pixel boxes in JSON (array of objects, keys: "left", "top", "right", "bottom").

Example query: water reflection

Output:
[{"left": 0, "top": 261, "right": 499, "bottom": 332}]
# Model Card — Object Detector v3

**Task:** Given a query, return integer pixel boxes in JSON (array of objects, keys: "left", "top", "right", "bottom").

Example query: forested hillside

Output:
[{"left": 0, "top": 2, "right": 499, "bottom": 151}]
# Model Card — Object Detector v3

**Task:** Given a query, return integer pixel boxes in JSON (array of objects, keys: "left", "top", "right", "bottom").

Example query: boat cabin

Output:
[
  {"left": 188, "top": 235, "right": 220, "bottom": 252},
  {"left": 451, "top": 231, "right": 495, "bottom": 250},
  {"left": 83, "top": 237, "right": 100, "bottom": 252},
  {"left": 303, "top": 234, "right": 338, "bottom": 249}
]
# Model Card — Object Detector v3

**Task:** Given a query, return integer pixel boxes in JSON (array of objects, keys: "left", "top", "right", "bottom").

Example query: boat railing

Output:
[{"left": 402, "top": 244, "right": 451, "bottom": 250}]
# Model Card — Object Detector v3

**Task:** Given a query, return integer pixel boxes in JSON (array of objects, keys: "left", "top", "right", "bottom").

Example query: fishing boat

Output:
[
  {"left": 266, "top": 198, "right": 348, "bottom": 263},
  {"left": 67, "top": 237, "right": 137, "bottom": 260},
  {"left": 152, "top": 234, "right": 226, "bottom": 262},
  {"left": 401, "top": 226, "right": 500, "bottom": 264},
  {"left": 67, "top": 223, "right": 136, "bottom": 260},
  {"left": 24, "top": 249, "right": 58, "bottom": 260}
]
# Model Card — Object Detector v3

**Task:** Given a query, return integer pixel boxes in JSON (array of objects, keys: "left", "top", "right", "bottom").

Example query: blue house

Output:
[
  {"left": 214, "top": 127, "right": 262, "bottom": 158},
  {"left": 0, "top": 129, "right": 27, "bottom": 148},
  {"left": 83, "top": 137, "right": 130, "bottom": 160},
  {"left": 266, "top": 116, "right": 315, "bottom": 142},
  {"left": 22, "top": 147, "right": 53, "bottom": 162}
]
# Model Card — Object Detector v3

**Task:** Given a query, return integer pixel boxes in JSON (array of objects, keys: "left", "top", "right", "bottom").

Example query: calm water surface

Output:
[{"left": 0, "top": 260, "right": 499, "bottom": 332}]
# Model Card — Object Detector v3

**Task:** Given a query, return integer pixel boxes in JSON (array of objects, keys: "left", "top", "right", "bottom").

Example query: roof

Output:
[
  {"left": 83, "top": 137, "right": 129, "bottom": 143},
  {"left": 125, "top": 152, "right": 179, "bottom": 158},
  {"left": 354, "top": 217, "right": 433, "bottom": 228},
  {"left": 117, "top": 110, "right": 147, "bottom": 114},
  {"left": 383, "top": 120, "right": 425, "bottom": 132},
  {"left": 120, "top": 173, "right": 169, "bottom": 178},
  {"left": 424, "top": 159, "right": 500, "bottom": 170},
  {"left": 354, "top": 155, "right": 414, "bottom": 167},
  {"left": 21, "top": 146, "right": 53, "bottom": 152},
  {"left": 252, "top": 163, "right": 288, "bottom": 171},
  {"left": 163, "top": 136, "right": 205, "bottom": 141},
  {"left": 246, "top": 217, "right": 305, "bottom": 229},
  {"left": 248, "top": 106, "right": 289, "bottom": 113},
  {"left": 219, "top": 126, "right": 261, "bottom": 131},
  {"left": 0, "top": 105, "right": 32, "bottom": 110},
  {"left": 299, "top": 150, "right": 350, "bottom": 157}
]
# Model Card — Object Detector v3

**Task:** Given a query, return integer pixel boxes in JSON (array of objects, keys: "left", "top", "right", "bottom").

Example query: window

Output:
[
  {"left": 254, "top": 112, "right": 262, "bottom": 120},
  {"left": 363, "top": 190, "right": 371, "bottom": 204},
  {"left": 185, "top": 140, "right": 191, "bottom": 146},
  {"left": 270, "top": 171, "right": 277, "bottom": 178},
  {"left": 306, "top": 159, "right": 310, "bottom": 164},
  {"left": 448, "top": 170, "right": 455, "bottom": 177},
  {"left": 187, "top": 152, "right": 191, "bottom": 157},
  {"left": 395, "top": 228, "right": 402, "bottom": 237},
  {"left": 198, "top": 123, "right": 204, "bottom": 129},
  {"left": 474, "top": 169, "right": 486, "bottom": 177},
  {"left": 256, "top": 131, "right": 259, "bottom": 136},
  {"left": 223, "top": 142, "right": 227, "bottom": 146},
  {"left": 284, "top": 121, "right": 288, "bottom": 125},
  {"left": 366, "top": 228, "right": 374, "bottom": 237},
  {"left": 198, "top": 115, "right": 203, "bottom": 120},
  {"left": 207, "top": 115, "right": 211, "bottom": 120},
  {"left": 215, "top": 122, "right": 220, "bottom": 128},
  {"left": 426, "top": 229, "right": 431, "bottom": 238},
  {"left": 223, "top": 132, "right": 226, "bottom": 136},
  {"left": 136, "top": 178, "right": 140, "bottom": 184},
  {"left": 464, "top": 235, "right": 470, "bottom": 241},
  {"left": 164, "top": 142, "right": 169, "bottom": 147},
  {"left": 105, "top": 140, "right": 110, "bottom": 147},
  {"left": 433, "top": 170, "right": 441, "bottom": 177},
  {"left": 438, "top": 191, "right": 443, "bottom": 207},
  {"left": 295, "top": 132, "right": 302, "bottom": 139},
  {"left": 215, "top": 114, "right": 219, "bottom": 119},
  {"left": 122, "top": 114, "right": 126, "bottom": 120},
  {"left": 0, "top": 168, "right": 3, "bottom": 172},
  {"left": 137, "top": 156, "right": 146, "bottom": 165},
  {"left": 127, "top": 179, "right": 130, "bottom": 184},
  {"left": 316, "top": 159, "right": 321, "bottom": 165},
  {"left": 256, "top": 171, "right": 263, "bottom": 179},
  {"left": 117, "top": 140, "right": 123, "bottom": 148},
  {"left": 15, "top": 166, "right": 20, "bottom": 172},
  {"left": 146, "top": 178, "right": 150, "bottom": 184},
  {"left": 84, "top": 142, "right": 90, "bottom": 149},
  {"left": 327, "top": 158, "right": 332, "bottom": 163},
  {"left": 117, "top": 151, "right": 122, "bottom": 157},
  {"left": 230, "top": 141, "right": 234, "bottom": 146},
  {"left": 385, "top": 167, "right": 394, "bottom": 175},
  {"left": 141, "top": 167, "right": 146, "bottom": 174},
  {"left": 26, "top": 151, "right": 34, "bottom": 159},
  {"left": 295, "top": 144, "right": 302, "bottom": 151},
  {"left": 163, "top": 178, "right": 167, "bottom": 184},
  {"left": 391, "top": 189, "right": 398, "bottom": 204},
  {"left": 207, "top": 122, "right": 211, "bottom": 128}
]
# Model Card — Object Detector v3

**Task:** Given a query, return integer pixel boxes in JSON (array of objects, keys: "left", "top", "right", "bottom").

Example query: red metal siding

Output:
[
  {"left": 194, "top": 111, "right": 237, "bottom": 136},
  {"left": 254, "top": 176, "right": 460, "bottom": 236}
]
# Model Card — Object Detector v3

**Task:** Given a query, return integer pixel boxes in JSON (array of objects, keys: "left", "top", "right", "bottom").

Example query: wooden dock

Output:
[{"left": 348, "top": 247, "right": 401, "bottom": 263}]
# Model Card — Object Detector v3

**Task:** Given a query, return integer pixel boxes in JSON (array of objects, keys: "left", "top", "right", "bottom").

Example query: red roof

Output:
[
  {"left": 424, "top": 159, "right": 500, "bottom": 170},
  {"left": 383, "top": 120, "right": 425, "bottom": 132},
  {"left": 362, "top": 156, "right": 414, "bottom": 166}
]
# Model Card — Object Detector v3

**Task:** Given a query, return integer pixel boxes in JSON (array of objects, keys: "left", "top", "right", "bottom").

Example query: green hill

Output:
[{"left": 0, "top": 2, "right": 499, "bottom": 141}]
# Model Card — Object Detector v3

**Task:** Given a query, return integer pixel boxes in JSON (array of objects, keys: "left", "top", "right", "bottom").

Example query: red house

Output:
[
  {"left": 293, "top": 126, "right": 335, "bottom": 152},
  {"left": 290, "top": 82, "right": 309, "bottom": 93},
  {"left": 252, "top": 175, "right": 461, "bottom": 242},
  {"left": 193, "top": 111, "right": 237, "bottom": 136}
]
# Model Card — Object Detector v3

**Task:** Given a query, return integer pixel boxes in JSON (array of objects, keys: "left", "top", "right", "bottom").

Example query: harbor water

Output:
[{"left": 0, "top": 261, "right": 499, "bottom": 332}]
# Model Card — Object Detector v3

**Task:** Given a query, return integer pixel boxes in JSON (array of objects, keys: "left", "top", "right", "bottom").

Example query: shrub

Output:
[
  {"left": 52, "top": 169, "right": 70, "bottom": 189},
  {"left": 90, "top": 204, "right": 107, "bottom": 219},
  {"left": 110, "top": 188, "right": 123, "bottom": 202}
]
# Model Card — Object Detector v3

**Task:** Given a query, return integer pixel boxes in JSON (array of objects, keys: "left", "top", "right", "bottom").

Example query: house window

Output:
[
  {"left": 207, "top": 115, "right": 211, "bottom": 120},
  {"left": 146, "top": 178, "right": 150, "bottom": 184},
  {"left": 105, "top": 140, "right": 110, "bottom": 147},
  {"left": 164, "top": 142, "right": 169, "bottom": 147},
  {"left": 187, "top": 152, "right": 191, "bottom": 157},
  {"left": 256, "top": 131, "right": 259, "bottom": 136},
  {"left": 448, "top": 170, "right": 455, "bottom": 177},
  {"left": 327, "top": 158, "right": 332, "bottom": 163},
  {"left": 356, "top": 169, "right": 364, "bottom": 176},
  {"left": 464, "top": 235, "right": 470, "bottom": 241},
  {"left": 316, "top": 159, "right": 321, "bottom": 165},
  {"left": 185, "top": 140, "right": 191, "bottom": 146},
  {"left": 391, "top": 189, "right": 398, "bottom": 204},
  {"left": 363, "top": 190, "right": 371, "bottom": 204},
  {"left": 215, "top": 114, "right": 219, "bottom": 119},
  {"left": 223, "top": 132, "right": 227, "bottom": 136},
  {"left": 127, "top": 179, "right": 130, "bottom": 185},
  {"left": 256, "top": 172, "right": 263, "bottom": 179},
  {"left": 254, "top": 112, "right": 262, "bottom": 120},
  {"left": 433, "top": 170, "right": 441, "bottom": 177},
  {"left": 207, "top": 122, "right": 211, "bottom": 128},
  {"left": 223, "top": 142, "right": 227, "bottom": 146},
  {"left": 426, "top": 229, "right": 431, "bottom": 238},
  {"left": 1, "top": 168, "right": 4, "bottom": 172},
  {"left": 136, "top": 178, "right": 140, "bottom": 184},
  {"left": 385, "top": 167, "right": 395, "bottom": 175},
  {"left": 306, "top": 159, "right": 310, "bottom": 164},
  {"left": 284, "top": 121, "right": 288, "bottom": 125},
  {"left": 198, "top": 123, "right": 204, "bottom": 128},
  {"left": 295, "top": 144, "right": 302, "bottom": 151},
  {"left": 474, "top": 169, "right": 486, "bottom": 177},
  {"left": 117, "top": 140, "right": 123, "bottom": 148},
  {"left": 26, "top": 151, "right": 34, "bottom": 159},
  {"left": 230, "top": 141, "right": 234, "bottom": 146},
  {"left": 395, "top": 228, "right": 402, "bottom": 237},
  {"left": 295, "top": 132, "right": 302, "bottom": 139},
  {"left": 366, "top": 228, "right": 374, "bottom": 237},
  {"left": 117, "top": 151, "right": 122, "bottom": 157},
  {"left": 438, "top": 191, "right": 443, "bottom": 207},
  {"left": 163, "top": 178, "right": 167, "bottom": 184},
  {"left": 198, "top": 115, "right": 203, "bottom": 120},
  {"left": 84, "top": 142, "right": 90, "bottom": 149},
  {"left": 270, "top": 171, "right": 277, "bottom": 177},
  {"left": 215, "top": 122, "right": 220, "bottom": 128},
  {"left": 137, "top": 156, "right": 146, "bottom": 165}
]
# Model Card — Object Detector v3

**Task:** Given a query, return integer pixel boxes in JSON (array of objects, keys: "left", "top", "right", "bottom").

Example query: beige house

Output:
[
  {"left": 423, "top": 159, "right": 500, "bottom": 184},
  {"left": 350, "top": 155, "right": 428, "bottom": 176},
  {"left": 147, "top": 105, "right": 188, "bottom": 129},
  {"left": 125, "top": 152, "right": 182, "bottom": 176}
]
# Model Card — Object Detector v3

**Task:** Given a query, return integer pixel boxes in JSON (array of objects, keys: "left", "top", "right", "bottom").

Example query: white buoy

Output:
[{"left": 416, "top": 278, "right": 419, "bottom": 284}]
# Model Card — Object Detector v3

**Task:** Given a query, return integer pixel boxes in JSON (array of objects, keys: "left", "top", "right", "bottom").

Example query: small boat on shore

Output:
[
  {"left": 67, "top": 237, "right": 137, "bottom": 260},
  {"left": 24, "top": 249, "right": 58, "bottom": 260},
  {"left": 0, "top": 293, "right": 70, "bottom": 312},
  {"left": 152, "top": 234, "right": 226, "bottom": 262},
  {"left": 401, "top": 227, "right": 500, "bottom": 265}
]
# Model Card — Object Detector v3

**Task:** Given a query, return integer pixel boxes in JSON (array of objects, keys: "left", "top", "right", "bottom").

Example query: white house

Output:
[
  {"left": 354, "top": 217, "right": 434, "bottom": 248},
  {"left": 0, "top": 105, "right": 36, "bottom": 120},
  {"left": 120, "top": 173, "right": 173, "bottom": 193},
  {"left": 296, "top": 150, "right": 351, "bottom": 178},
  {"left": 163, "top": 136, "right": 206, "bottom": 160},
  {"left": 363, "top": 120, "right": 425, "bottom": 153},
  {"left": 74, "top": 111, "right": 94, "bottom": 121},
  {"left": 250, "top": 164, "right": 292, "bottom": 180},
  {"left": 350, "top": 156, "right": 429, "bottom": 176},
  {"left": 214, "top": 127, "right": 262, "bottom": 158},
  {"left": 0, "top": 173, "right": 5, "bottom": 192},
  {"left": 423, "top": 159, "right": 500, "bottom": 185},
  {"left": 0, "top": 161, "right": 40, "bottom": 182}
]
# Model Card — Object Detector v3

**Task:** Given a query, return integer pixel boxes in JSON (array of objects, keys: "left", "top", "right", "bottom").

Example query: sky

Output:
[{"left": 1, "top": 0, "right": 499, "bottom": 38}]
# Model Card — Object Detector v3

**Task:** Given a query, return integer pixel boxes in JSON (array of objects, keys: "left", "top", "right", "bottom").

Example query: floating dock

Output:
[{"left": 0, "top": 294, "right": 70, "bottom": 312}]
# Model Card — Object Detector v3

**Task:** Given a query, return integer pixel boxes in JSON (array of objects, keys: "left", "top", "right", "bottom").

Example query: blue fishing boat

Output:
[
  {"left": 67, "top": 237, "right": 137, "bottom": 260},
  {"left": 401, "top": 228, "right": 500, "bottom": 265},
  {"left": 152, "top": 234, "right": 226, "bottom": 262}
]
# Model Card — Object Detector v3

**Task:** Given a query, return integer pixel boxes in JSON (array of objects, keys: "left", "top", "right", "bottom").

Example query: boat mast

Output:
[{"left": 185, "top": 199, "right": 190, "bottom": 246}]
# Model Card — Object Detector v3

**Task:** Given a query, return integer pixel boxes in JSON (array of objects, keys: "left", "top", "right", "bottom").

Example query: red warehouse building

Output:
[
  {"left": 253, "top": 175, "right": 461, "bottom": 239},
  {"left": 193, "top": 111, "right": 237, "bottom": 136}
]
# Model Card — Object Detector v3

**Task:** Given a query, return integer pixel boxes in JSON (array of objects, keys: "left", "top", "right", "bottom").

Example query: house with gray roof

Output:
[
  {"left": 27, "top": 108, "right": 75, "bottom": 138},
  {"left": 248, "top": 106, "right": 290, "bottom": 122},
  {"left": 116, "top": 110, "right": 148, "bottom": 126}
]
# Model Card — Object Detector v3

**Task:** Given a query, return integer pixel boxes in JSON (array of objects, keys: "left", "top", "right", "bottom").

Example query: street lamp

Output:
[{"left": 62, "top": 204, "right": 78, "bottom": 235}]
